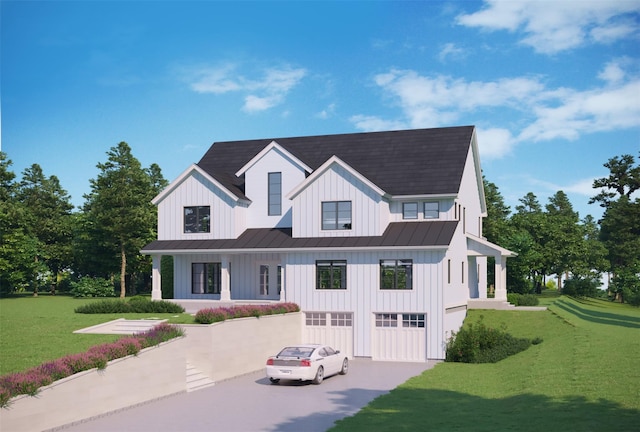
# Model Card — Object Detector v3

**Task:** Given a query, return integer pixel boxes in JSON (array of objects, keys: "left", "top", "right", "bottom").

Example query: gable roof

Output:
[
  {"left": 197, "top": 126, "right": 475, "bottom": 200},
  {"left": 141, "top": 221, "right": 458, "bottom": 254},
  {"left": 235, "top": 140, "right": 313, "bottom": 177}
]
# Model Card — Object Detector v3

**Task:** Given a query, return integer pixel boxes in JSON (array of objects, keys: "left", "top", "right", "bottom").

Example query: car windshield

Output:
[{"left": 278, "top": 347, "right": 315, "bottom": 358}]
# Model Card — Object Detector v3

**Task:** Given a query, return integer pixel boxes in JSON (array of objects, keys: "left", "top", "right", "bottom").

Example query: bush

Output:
[
  {"left": 70, "top": 277, "right": 115, "bottom": 298},
  {"left": 194, "top": 302, "right": 300, "bottom": 324},
  {"left": 0, "top": 323, "right": 184, "bottom": 408},
  {"left": 562, "top": 276, "right": 602, "bottom": 298},
  {"left": 507, "top": 293, "right": 539, "bottom": 306},
  {"left": 74, "top": 298, "right": 185, "bottom": 314},
  {"left": 445, "top": 317, "right": 539, "bottom": 363}
]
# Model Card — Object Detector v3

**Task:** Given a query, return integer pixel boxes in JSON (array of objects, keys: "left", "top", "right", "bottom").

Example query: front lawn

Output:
[
  {"left": 0, "top": 294, "right": 193, "bottom": 375},
  {"left": 331, "top": 296, "right": 640, "bottom": 431}
]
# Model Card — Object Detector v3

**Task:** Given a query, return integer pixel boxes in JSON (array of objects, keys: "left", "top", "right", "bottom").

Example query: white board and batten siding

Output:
[
  {"left": 291, "top": 164, "right": 387, "bottom": 238},
  {"left": 157, "top": 171, "right": 246, "bottom": 241},
  {"left": 286, "top": 249, "right": 448, "bottom": 360}
]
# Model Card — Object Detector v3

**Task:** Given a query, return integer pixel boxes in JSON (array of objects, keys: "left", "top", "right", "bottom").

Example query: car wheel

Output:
[
  {"left": 269, "top": 378, "right": 280, "bottom": 384},
  {"left": 339, "top": 358, "right": 349, "bottom": 375},
  {"left": 312, "top": 366, "right": 324, "bottom": 384}
]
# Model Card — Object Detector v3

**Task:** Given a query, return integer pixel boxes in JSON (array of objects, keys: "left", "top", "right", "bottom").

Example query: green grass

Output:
[
  {"left": 331, "top": 296, "right": 640, "bottom": 432},
  {"left": 0, "top": 293, "right": 194, "bottom": 375}
]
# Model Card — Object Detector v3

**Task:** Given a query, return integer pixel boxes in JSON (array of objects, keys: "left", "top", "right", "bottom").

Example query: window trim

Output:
[
  {"left": 380, "top": 259, "right": 413, "bottom": 290},
  {"left": 267, "top": 172, "right": 282, "bottom": 216},
  {"left": 184, "top": 206, "right": 211, "bottom": 233},
  {"left": 191, "top": 262, "right": 221, "bottom": 294},
  {"left": 423, "top": 201, "right": 439, "bottom": 219},
  {"left": 316, "top": 260, "right": 347, "bottom": 290},
  {"left": 321, "top": 201, "right": 352, "bottom": 230}
]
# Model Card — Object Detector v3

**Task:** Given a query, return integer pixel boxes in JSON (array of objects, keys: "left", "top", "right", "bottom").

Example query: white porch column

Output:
[
  {"left": 494, "top": 255, "right": 508, "bottom": 301},
  {"left": 220, "top": 255, "right": 231, "bottom": 302},
  {"left": 279, "top": 265, "right": 286, "bottom": 302},
  {"left": 151, "top": 255, "right": 162, "bottom": 300}
]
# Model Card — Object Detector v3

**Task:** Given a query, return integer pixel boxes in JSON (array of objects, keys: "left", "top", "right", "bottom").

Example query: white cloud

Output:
[
  {"left": 349, "top": 115, "right": 407, "bottom": 132},
  {"left": 316, "top": 103, "right": 336, "bottom": 119},
  {"left": 182, "top": 63, "right": 306, "bottom": 113},
  {"left": 476, "top": 127, "right": 515, "bottom": 160},
  {"left": 457, "top": 0, "right": 640, "bottom": 54},
  {"left": 438, "top": 43, "right": 466, "bottom": 62}
]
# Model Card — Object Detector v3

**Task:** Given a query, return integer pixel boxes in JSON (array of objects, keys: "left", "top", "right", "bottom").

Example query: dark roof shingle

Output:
[{"left": 197, "top": 126, "right": 474, "bottom": 200}]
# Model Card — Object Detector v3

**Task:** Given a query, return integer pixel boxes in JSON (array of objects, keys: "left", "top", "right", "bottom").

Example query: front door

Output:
[{"left": 258, "top": 263, "right": 281, "bottom": 300}]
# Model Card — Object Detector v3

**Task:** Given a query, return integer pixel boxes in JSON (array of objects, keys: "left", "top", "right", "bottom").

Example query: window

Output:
[
  {"left": 380, "top": 259, "right": 413, "bottom": 290},
  {"left": 316, "top": 260, "right": 347, "bottom": 289},
  {"left": 402, "top": 314, "right": 426, "bottom": 328},
  {"left": 184, "top": 206, "right": 210, "bottom": 233},
  {"left": 305, "top": 312, "right": 326, "bottom": 326},
  {"left": 260, "top": 265, "right": 269, "bottom": 295},
  {"left": 461, "top": 261, "right": 465, "bottom": 284},
  {"left": 192, "top": 263, "right": 221, "bottom": 294},
  {"left": 447, "top": 259, "right": 451, "bottom": 284},
  {"left": 375, "top": 313, "right": 398, "bottom": 327},
  {"left": 268, "top": 172, "right": 282, "bottom": 216},
  {"left": 331, "top": 312, "right": 353, "bottom": 327},
  {"left": 424, "top": 202, "right": 439, "bottom": 219},
  {"left": 322, "top": 201, "right": 351, "bottom": 230},
  {"left": 403, "top": 202, "right": 418, "bottom": 219},
  {"left": 277, "top": 265, "right": 282, "bottom": 295}
]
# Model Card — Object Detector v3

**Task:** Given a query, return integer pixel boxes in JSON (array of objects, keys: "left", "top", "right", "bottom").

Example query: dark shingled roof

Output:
[
  {"left": 197, "top": 126, "right": 475, "bottom": 200},
  {"left": 142, "top": 221, "right": 458, "bottom": 253}
]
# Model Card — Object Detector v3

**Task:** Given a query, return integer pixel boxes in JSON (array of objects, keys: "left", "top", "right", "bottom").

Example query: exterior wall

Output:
[
  {"left": 244, "top": 148, "right": 307, "bottom": 229},
  {"left": 456, "top": 145, "right": 484, "bottom": 238},
  {"left": 173, "top": 252, "right": 283, "bottom": 300},
  {"left": 283, "top": 249, "right": 447, "bottom": 359},
  {"left": 291, "top": 164, "right": 385, "bottom": 238},
  {"left": 157, "top": 171, "right": 245, "bottom": 240}
]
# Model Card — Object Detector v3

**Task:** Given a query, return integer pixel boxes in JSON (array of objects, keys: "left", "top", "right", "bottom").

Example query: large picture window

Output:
[
  {"left": 192, "top": 263, "right": 221, "bottom": 294},
  {"left": 322, "top": 201, "right": 351, "bottom": 230},
  {"left": 380, "top": 259, "right": 413, "bottom": 290},
  {"left": 316, "top": 260, "right": 347, "bottom": 289},
  {"left": 184, "top": 206, "right": 210, "bottom": 233},
  {"left": 268, "top": 172, "right": 282, "bottom": 216}
]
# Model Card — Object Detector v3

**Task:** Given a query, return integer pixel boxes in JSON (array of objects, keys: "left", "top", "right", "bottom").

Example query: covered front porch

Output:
[{"left": 466, "top": 234, "right": 517, "bottom": 302}]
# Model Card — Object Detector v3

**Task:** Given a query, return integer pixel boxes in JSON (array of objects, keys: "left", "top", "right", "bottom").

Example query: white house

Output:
[{"left": 142, "top": 126, "right": 515, "bottom": 361}]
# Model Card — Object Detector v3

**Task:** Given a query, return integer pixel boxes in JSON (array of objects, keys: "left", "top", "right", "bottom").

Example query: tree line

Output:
[
  {"left": 0, "top": 142, "right": 167, "bottom": 297},
  {"left": 484, "top": 152, "right": 639, "bottom": 304},
  {"left": 1, "top": 143, "right": 638, "bottom": 304}
]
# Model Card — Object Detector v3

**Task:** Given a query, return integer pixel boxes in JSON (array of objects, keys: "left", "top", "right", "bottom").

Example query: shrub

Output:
[
  {"left": 507, "top": 293, "right": 539, "bottom": 306},
  {"left": 70, "top": 277, "right": 116, "bottom": 298},
  {"left": 194, "top": 302, "right": 300, "bottom": 324},
  {"left": 445, "top": 317, "right": 538, "bottom": 363},
  {"left": 0, "top": 323, "right": 184, "bottom": 408},
  {"left": 74, "top": 298, "right": 185, "bottom": 314},
  {"left": 563, "top": 276, "right": 602, "bottom": 298}
]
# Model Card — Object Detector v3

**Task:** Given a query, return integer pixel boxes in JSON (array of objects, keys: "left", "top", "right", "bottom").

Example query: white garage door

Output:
[
  {"left": 372, "top": 313, "right": 427, "bottom": 362},
  {"left": 303, "top": 312, "right": 354, "bottom": 358}
]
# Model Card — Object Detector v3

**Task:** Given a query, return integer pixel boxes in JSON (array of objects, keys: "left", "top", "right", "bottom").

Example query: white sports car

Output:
[{"left": 265, "top": 344, "right": 349, "bottom": 384}]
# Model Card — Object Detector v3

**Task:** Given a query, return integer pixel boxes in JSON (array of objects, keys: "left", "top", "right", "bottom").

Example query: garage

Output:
[
  {"left": 372, "top": 313, "right": 427, "bottom": 362},
  {"left": 303, "top": 312, "right": 354, "bottom": 358}
]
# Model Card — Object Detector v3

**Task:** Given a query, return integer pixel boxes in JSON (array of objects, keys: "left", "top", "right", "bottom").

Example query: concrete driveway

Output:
[{"left": 60, "top": 359, "right": 437, "bottom": 432}]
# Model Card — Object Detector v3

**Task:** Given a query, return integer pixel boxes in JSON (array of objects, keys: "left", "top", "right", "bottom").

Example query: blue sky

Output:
[{"left": 2, "top": 0, "right": 639, "bottom": 221}]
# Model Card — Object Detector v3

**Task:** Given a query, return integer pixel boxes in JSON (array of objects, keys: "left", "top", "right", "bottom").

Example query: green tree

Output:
[
  {"left": 82, "top": 142, "right": 164, "bottom": 298},
  {"left": 0, "top": 153, "right": 44, "bottom": 294},
  {"left": 16, "top": 164, "right": 74, "bottom": 295},
  {"left": 591, "top": 153, "right": 640, "bottom": 303},
  {"left": 544, "top": 191, "right": 582, "bottom": 290},
  {"left": 482, "top": 177, "right": 512, "bottom": 294}
]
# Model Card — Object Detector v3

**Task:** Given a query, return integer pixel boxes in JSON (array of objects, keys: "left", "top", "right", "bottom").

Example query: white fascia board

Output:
[
  {"left": 391, "top": 193, "right": 458, "bottom": 200},
  {"left": 141, "top": 244, "right": 449, "bottom": 255},
  {"left": 152, "top": 164, "right": 246, "bottom": 206},
  {"left": 470, "top": 128, "right": 487, "bottom": 215},
  {"left": 234, "top": 140, "right": 313, "bottom": 177},
  {"left": 466, "top": 234, "right": 517, "bottom": 258},
  {"left": 287, "top": 155, "right": 386, "bottom": 200}
]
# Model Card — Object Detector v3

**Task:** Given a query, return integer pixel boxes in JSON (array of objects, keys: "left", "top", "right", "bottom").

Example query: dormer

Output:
[{"left": 236, "top": 141, "right": 312, "bottom": 229}]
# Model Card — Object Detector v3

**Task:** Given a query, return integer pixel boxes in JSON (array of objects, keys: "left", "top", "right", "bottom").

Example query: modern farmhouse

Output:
[{"left": 142, "top": 126, "right": 515, "bottom": 361}]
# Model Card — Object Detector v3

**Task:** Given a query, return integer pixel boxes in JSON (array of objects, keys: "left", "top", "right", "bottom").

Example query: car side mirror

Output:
[{"left": 336, "top": 350, "right": 340, "bottom": 354}]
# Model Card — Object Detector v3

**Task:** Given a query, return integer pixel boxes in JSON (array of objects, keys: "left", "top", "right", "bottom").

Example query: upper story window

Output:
[
  {"left": 424, "top": 201, "right": 439, "bottom": 219},
  {"left": 184, "top": 206, "right": 210, "bottom": 233},
  {"left": 380, "top": 259, "right": 413, "bottom": 290},
  {"left": 322, "top": 201, "right": 351, "bottom": 230},
  {"left": 316, "top": 260, "right": 347, "bottom": 289},
  {"left": 268, "top": 172, "right": 282, "bottom": 216},
  {"left": 402, "top": 202, "right": 418, "bottom": 219}
]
